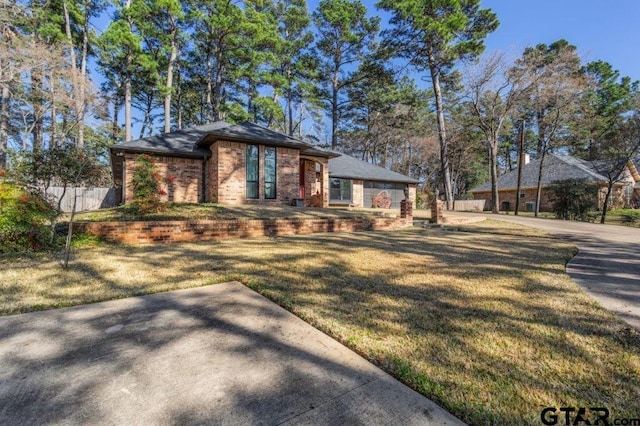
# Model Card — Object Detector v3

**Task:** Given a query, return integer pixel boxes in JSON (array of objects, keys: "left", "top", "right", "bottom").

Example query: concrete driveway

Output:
[
  {"left": 0, "top": 282, "right": 463, "bottom": 425},
  {"left": 450, "top": 212, "right": 640, "bottom": 330}
]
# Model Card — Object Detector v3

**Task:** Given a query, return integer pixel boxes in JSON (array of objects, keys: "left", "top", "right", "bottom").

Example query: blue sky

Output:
[
  {"left": 352, "top": 0, "right": 640, "bottom": 81},
  {"left": 481, "top": 0, "right": 640, "bottom": 80}
]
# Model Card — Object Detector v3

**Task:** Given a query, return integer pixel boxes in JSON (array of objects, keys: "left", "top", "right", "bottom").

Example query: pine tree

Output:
[{"left": 313, "top": 0, "right": 379, "bottom": 150}]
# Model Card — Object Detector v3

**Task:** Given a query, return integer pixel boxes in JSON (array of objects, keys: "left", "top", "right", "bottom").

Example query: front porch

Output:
[{"left": 300, "top": 156, "right": 329, "bottom": 208}]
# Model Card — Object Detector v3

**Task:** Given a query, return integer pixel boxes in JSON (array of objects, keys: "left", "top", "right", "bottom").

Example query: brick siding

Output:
[
  {"left": 124, "top": 154, "right": 202, "bottom": 204},
  {"left": 473, "top": 184, "right": 629, "bottom": 212},
  {"left": 277, "top": 147, "right": 300, "bottom": 203},
  {"left": 302, "top": 158, "right": 329, "bottom": 207},
  {"left": 210, "top": 140, "right": 246, "bottom": 204},
  {"left": 351, "top": 180, "right": 364, "bottom": 207},
  {"left": 75, "top": 216, "right": 413, "bottom": 245},
  {"left": 472, "top": 188, "right": 554, "bottom": 212},
  {"left": 209, "top": 141, "right": 302, "bottom": 205}
]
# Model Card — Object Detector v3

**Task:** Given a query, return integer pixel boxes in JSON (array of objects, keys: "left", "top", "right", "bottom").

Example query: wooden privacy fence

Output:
[
  {"left": 453, "top": 199, "right": 486, "bottom": 212},
  {"left": 46, "top": 187, "right": 119, "bottom": 212}
]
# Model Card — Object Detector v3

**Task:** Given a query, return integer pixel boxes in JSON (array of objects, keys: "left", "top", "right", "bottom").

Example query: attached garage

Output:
[
  {"left": 363, "top": 181, "right": 408, "bottom": 209},
  {"left": 328, "top": 154, "right": 418, "bottom": 208}
]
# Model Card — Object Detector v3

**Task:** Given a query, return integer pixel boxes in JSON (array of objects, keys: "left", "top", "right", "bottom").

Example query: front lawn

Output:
[{"left": 1, "top": 225, "right": 638, "bottom": 425}]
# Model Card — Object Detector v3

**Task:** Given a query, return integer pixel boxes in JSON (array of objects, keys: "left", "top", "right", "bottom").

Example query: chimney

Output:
[{"left": 524, "top": 153, "right": 530, "bottom": 165}]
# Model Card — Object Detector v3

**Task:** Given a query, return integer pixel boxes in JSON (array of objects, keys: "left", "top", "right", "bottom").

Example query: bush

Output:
[
  {"left": 0, "top": 182, "right": 55, "bottom": 253},
  {"left": 130, "top": 154, "right": 165, "bottom": 214},
  {"left": 548, "top": 179, "right": 598, "bottom": 221}
]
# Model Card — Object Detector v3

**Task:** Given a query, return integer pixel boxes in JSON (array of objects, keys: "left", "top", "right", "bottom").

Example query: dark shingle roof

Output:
[
  {"left": 111, "top": 122, "right": 230, "bottom": 158},
  {"left": 110, "top": 121, "right": 334, "bottom": 157},
  {"left": 470, "top": 154, "right": 607, "bottom": 192},
  {"left": 197, "top": 122, "right": 312, "bottom": 151},
  {"left": 329, "top": 153, "right": 419, "bottom": 184}
]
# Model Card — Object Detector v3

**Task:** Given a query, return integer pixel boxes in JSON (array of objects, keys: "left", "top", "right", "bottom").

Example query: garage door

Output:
[{"left": 363, "top": 181, "right": 407, "bottom": 209}]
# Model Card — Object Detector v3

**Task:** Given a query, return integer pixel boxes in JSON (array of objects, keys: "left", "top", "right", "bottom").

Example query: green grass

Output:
[
  {"left": 606, "top": 208, "right": 640, "bottom": 226},
  {"left": 494, "top": 209, "right": 640, "bottom": 227},
  {"left": 1, "top": 224, "right": 638, "bottom": 425}
]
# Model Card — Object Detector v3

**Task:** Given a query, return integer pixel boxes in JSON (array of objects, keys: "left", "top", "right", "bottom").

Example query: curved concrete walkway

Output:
[
  {"left": 450, "top": 212, "right": 640, "bottom": 330},
  {"left": 0, "top": 282, "right": 463, "bottom": 425}
]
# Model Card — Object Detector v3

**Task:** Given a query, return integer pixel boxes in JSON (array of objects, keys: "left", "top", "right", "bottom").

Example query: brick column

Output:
[
  {"left": 431, "top": 200, "right": 443, "bottom": 224},
  {"left": 400, "top": 199, "right": 413, "bottom": 225}
]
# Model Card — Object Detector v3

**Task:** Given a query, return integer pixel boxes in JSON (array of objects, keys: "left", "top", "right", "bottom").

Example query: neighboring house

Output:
[
  {"left": 328, "top": 154, "right": 418, "bottom": 209},
  {"left": 109, "top": 121, "right": 417, "bottom": 209},
  {"left": 470, "top": 153, "right": 639, "bottom": 212}
]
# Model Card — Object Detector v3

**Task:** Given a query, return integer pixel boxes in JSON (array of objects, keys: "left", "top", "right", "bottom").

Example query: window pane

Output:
[
  {"left": 341, "top": 179, "right": 351, "bottom": 200},
  {"left": 246, "top": 144, "right": 258, "bottom": 199},
  {"left": 264, "top": 182, "right": 275, "bottom": 199},
  {"left": 330, "top": 178, "right": 351, "bottom": 201},
  {"left": 247, "top": 182, "right": 258, "bottom": 199},
  {"left": 264, "top": 147, "right": 276, "bottom": 199}
]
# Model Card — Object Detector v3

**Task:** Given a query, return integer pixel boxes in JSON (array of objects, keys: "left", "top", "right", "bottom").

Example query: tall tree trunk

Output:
[
  {"left": 505, "top": 143, "right": 514, "bottom": 171},
  {"left": 139, "top": 93, "right": 154, "bottom": 138},
  {"left": 206, "top": 55, "right": 213, "bottom": 122},
  {"left": 77, "top": 0, "right": 89, "bottom": 149},
  {"left": 63, "top": 0, "right": 82, "bottom": 148},
  {"left": 50, "top": 69, "right": 57, "bottom": 147},
  {"left": 514, "top": 121, "right": 525, "bottom": 215},
  {"left": 331, "top": 76, "right": 338, "bottom": 150},
  {"left": 124, "top": 75, "right": 132, "bottom": 141},
  {"left": 287, "top": 97, "right": 294, "bottom": 136},
  {"left": 213, "top": 59, "right": 225, "bottom": 121},
  {"left": 534, "top": 147, "right": 546, "bottom": 217},
  {"left": 164, "top": 32, "right": 178, "bottom": 133},
  {"left": 124, "top": 0, "right": 133, "bottom": 141},
  {"left": 428, "top": 59, "right": 454, "bottom": 210},
  {"left": 600, "top": 180, "right": 614, "bottom": 224},
  {"left": 0, "top": 84, "right": 7, "bottom": 168},
  {"left": 489, "top": 141, "right": 500, "bottom": 214},
  {"left": 112, "top": 93, "right": 121, "bottom": 142},
  {"left": 176, "top": 70, "right": 182, "bottom": 129},
  {"left": 31, "top": 70, "right": 44, "bottom": 151},
  {"left": 286, "top": 68, "right": 294, "bottom": 136}
]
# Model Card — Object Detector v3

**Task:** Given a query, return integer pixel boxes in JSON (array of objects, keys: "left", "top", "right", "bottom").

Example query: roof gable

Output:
[{"left": 197, "top": 122, "right": 311, "bottom": 150}]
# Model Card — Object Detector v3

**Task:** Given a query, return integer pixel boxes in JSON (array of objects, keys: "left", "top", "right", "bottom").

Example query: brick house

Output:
[
  {"left": 470, "top": 153, "right": 639, "bottom": 212},
  {"left": 109, "top": 121, "right": 418, "bottom": 208}
]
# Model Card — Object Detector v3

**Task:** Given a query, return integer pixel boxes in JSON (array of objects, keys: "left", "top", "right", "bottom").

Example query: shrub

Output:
[
  {"left": 129, "top": 155, "right": 165, "bottom": 214},
  {"left": 548, "top": 179, "right": 598, "bottom": 221},
  {"left": 0, "top": 182, "right": 55, "bottom": 253}
]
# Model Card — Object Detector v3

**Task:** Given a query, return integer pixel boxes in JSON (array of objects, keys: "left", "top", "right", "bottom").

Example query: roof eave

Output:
[
  {"left": 329, "top": 173, "right": 418, "bottom": 184},
  {"left": 109, "top": 145, "right": 211, "bottom": 159}
]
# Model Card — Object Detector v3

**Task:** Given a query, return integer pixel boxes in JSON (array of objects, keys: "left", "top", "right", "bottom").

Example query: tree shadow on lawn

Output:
[
  {"left": 1, "top": 284, "right": 426, "bottom": 425},
  {"left": 232, "top": 230, "right": 640, "bottom": 425},
  {"left": 3, "top": 227, "right": 639, "bottom": 425}
]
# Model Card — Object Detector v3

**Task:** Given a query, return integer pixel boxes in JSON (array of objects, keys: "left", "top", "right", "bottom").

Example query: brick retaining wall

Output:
[{"left": 75, "top": 216, "right": 412, "bottom": 244}]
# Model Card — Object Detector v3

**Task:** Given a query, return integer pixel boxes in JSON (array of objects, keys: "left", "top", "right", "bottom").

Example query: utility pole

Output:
[{"left": 515, "top": 120, "right": 525, "bottom": 216}]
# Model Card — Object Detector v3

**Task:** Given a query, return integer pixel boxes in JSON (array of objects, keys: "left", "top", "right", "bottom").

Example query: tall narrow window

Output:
[
  {"left": 264, "top": 147, "right": 276, "bottom": 199},
  {"left": 246, "top": 144, "right": 259, "bottom": 199}
]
